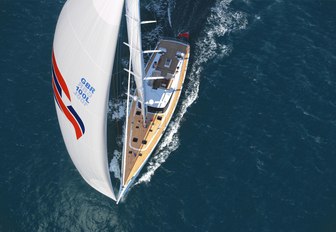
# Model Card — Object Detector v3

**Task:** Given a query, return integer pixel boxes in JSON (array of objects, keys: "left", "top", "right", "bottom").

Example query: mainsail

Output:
[
  {"left": 52, "top": 0, "right": 124, "bottom": 200},
  {"left": 125, "top": 0, "right": 147, "bottom": 121}
]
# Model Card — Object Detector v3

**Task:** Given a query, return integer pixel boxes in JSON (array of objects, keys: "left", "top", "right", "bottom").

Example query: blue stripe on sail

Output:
[{"left": 67, "top": 106, "right": 85, "bottom": 134}]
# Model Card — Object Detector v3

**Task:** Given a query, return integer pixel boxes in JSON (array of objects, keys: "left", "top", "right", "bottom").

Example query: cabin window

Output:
[
  {"left": 164, "top": 58, "right": 172, "bottom": 68},
  {"left": 153, "top": 61, "right": 158, "bottom": 68},
  {"left": 136, "top": 111, "right": 141, "bottom": 115},
  {"left": 142, "top": 140, "right": 147, "bottom": 145},
  {"left": 147, "top": 96, "right": 172, "bottom": 114},
  {"left": 133, "top": 137, "right": 138, "bottom": 143},
  {"left": 157, "top": 116, "right": 162, "bottom": 121},
  {"left": 147, "top": 106, "right": 164, "bottom": 113}
]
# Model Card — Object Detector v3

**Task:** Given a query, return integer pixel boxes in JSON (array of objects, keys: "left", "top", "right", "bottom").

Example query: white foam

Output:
[
  {"left": 108, "top": 99, "right": 126, "bottom": 121},
  {"left": 167, "top": 0, "right": 175, "bottom": 28},
  {"left": 145, "top": 0, "right": 167, "bottom": 18},
  {"left": 197, "top": 0, "right": 247, "bottom": 61},
  {"left": 109, "top": 150, "right": 121, "bottom": 180},
  {"left": 143, "top": 0, "right": 167, "bottom": 47}
]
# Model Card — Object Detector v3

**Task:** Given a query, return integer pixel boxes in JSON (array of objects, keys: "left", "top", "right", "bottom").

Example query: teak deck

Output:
[{"left": 123, "top": 39, "right": 190, "bottom": 185}]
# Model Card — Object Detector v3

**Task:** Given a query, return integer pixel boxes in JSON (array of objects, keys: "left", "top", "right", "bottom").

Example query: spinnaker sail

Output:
[{"left": 52, "top": 0, "right": 124, "bottom": 200}]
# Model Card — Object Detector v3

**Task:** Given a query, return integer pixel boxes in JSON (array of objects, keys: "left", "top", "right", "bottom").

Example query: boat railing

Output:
[{"left": 159, "top": 36, "right": 190, "bottom": 45}]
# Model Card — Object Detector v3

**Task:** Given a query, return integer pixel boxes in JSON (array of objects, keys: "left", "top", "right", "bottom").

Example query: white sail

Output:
[
  {"left": 125, "top": 0, "right": 147, "bottom": 119},
  {"left": 52, "top": 0, "right": 124, "bottom": 200}
]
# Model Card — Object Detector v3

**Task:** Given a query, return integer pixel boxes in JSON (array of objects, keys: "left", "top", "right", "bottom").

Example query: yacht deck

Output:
[{"left": 123, "top": 39, "right": 190, "bottom": 185}]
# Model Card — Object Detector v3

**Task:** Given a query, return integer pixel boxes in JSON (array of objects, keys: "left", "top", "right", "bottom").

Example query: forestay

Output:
[{"left": 52, "top": 0, "right": 124, "bottom": 200}]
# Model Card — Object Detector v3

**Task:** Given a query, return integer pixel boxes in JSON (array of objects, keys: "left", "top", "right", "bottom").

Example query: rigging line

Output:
[
  {"left": 115, "top": 28, "right": 121, "bottom": 138},
  {"left": 111, "top": 33, "right": 119, "bottom": 138},
  {"left": 117, "top": 21, "right": 125, "bottom": 134},
  {"left": 121, "top": 0, "right": 135, "bottom": 187},
  {"left": 115, "top": 14, "right": 127, "bottom": 141}
]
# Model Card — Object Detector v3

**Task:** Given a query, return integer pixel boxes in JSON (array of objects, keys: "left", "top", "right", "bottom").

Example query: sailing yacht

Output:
[{"left": 51, "top": 0, "right": 190, "bottom": 203}]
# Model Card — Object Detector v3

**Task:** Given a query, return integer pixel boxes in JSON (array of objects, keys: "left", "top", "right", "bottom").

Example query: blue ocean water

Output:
[{"left": 1, "top": 0, "right": 336, "bottom": 231}]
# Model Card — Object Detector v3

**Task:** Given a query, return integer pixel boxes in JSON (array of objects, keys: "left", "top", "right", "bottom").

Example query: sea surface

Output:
[{"left": 1, "top": 0, "right": 336, "bottom": 231}]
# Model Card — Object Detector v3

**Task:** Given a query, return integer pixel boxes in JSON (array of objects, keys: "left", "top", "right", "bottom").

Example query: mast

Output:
[{"left": 125, "top": 0, "right": 147, "bottom": 127}]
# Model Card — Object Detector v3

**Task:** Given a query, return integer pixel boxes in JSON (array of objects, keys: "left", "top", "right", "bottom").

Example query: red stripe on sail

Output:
[
  {"left": 52, "top": 78, "right": 83, "bottom": 139},
  {"left": 52, "top": 51, "right": 71, "bottom": 101}
]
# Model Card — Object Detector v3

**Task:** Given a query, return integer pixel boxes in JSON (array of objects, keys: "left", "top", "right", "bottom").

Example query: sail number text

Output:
[{"left": 75, "top": 78, "right": 95, "bottom": 106}]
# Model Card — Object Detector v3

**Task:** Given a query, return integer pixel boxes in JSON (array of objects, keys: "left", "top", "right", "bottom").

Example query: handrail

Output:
[{"left": 159, "top": 36, "right": 190, "bottom": 45}]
